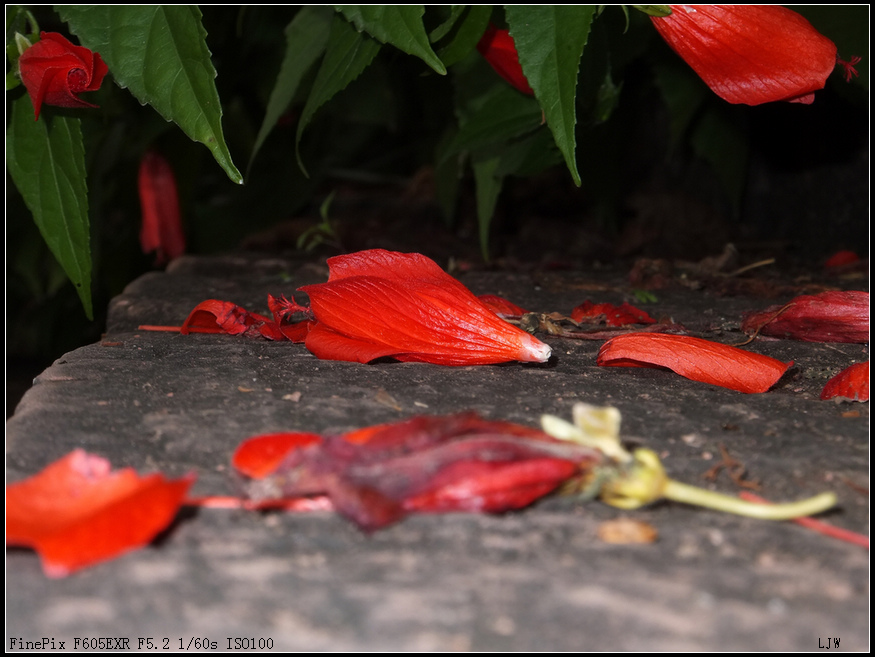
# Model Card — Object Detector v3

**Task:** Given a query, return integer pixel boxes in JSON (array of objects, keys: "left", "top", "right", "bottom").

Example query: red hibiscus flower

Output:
[
  {"left": 297, "top": 250, "right": 552, "bottom": 365},
  {"left": 476, "top": 23, "right": 534, "bottom": 95},
  {"left": 650, "top": 6, "right": 838, "bottom": 105},
  {"left": 17, "top": 31, "right": 109, "bottom": 120}
]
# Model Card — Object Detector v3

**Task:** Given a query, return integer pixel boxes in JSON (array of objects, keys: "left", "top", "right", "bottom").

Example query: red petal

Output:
[
  {"left": 824, "top": 250, "right": 861, "bottom": 268},
  {"left": 821, "top": 362, "right": 869, "bottom": 402},
  {"left": 476, "top": 24, "right": 534, "bottom": 95},
  {"left": 299, "top": 250, "right": 551, "bottom": 365},
  {"left": 139, "top": 150, "right": 185, "bottom": 266},
  {"left": 6, "top": 450, "right": 193, "bottom": 577},
  {"left": 571, "top": 300, "right": 656, "bottom": 327},
  {"left": 478, "top": 294, "right": 530, "bottom": 318},
  {"left": 597, "top": 333, "right": 793, "bottom": 393},
  {"left": 742, "top": 291, "right": 869, "bottom": 343},
  {"left": 180, "top": 300, "right": 273, "bottom": 336},
  {"left": 232, "top": 432, "right": 324, "bottom": 479},
  {"left": 403, "top": 458, "right": 579, "bottom": 514},
  {"left": 651, "top": 6, "right": 837, "bottom": 105}
]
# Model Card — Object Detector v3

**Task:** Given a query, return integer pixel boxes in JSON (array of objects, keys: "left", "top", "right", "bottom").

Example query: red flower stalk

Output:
[
  {"left": 821, "top": 362, "right": 869, "bottom": 402},
  {"left": 298, "top": 250, "right": 551, "bottom": 365},
  {"left": 17, "top": 32, "right": 109, "bottom": 120},
  {"left": 6, "top": 450, "right": 194, "bottom": 577},
  {"left": 597, "top": 333, "right": 792, "bottom": 393},
  {"left": 235, "top": 413, "right": 602, "bottom": 531},
  {"left": 476, "top": 23, "right": 534, "bottom": 95},
  {"left": 742, "top": 291, "right": 869, "bottom": 343},
  {"left": 650, "top": 6, "right": 837, "bottom": 105},
  {"left": 139, "top": 150, "right": 186, "bottom": 266}
]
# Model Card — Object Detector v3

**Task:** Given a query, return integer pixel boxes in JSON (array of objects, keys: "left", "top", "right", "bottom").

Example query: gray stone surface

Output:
[{"left": 6, "top": 253, "right": 868, "bottom": 651}]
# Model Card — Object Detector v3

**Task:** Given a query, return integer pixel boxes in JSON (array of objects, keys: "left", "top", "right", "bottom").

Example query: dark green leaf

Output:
[
  {"left": 58, "top": 5, "right": 242, "bottom": 184},
  {"left": 506, "top": 5, "right": 597, "bottom": 186},
  {"left": 434, "top": 5, "right": 492, "bottom": 68},
  {"left": 337, "top": 6, "right": 446, "bottom": 75},
  {"left": 691, "top": 105, "right": 749, "bottom": 214},
  {"left": 428, "top": 6, "right": 467, "bottom": 43},
  {"left": 249, "top": 7, "right": 333, "bottom": 172},
  {"left": 472, "top": 155, "right": 503, "bottom": 261},
  {"left": 295, "top": 14, "right": 382, "bottom": 175},
  {"left": 441, "top": 82, "right": 542, "bottom": 161},
  {"left": 6, "top": 96, "right": 92, "bottom": 318},
  {"left": 653, "top": 62, "right": 708, "bottom": 148}
]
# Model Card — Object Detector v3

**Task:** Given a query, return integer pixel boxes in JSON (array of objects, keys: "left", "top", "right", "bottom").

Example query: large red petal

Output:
[
  {"left": 821, "top": 362, "right": 869, "bottom": 402},
  {"left": 597, "top": 333, "right": 793, "bottom": 393},
  {"left": 651, "top": 6, "right": 837, "bottom": 105},
  {"left": 6, "top": 450, "right": 193, "bottom": 577}
]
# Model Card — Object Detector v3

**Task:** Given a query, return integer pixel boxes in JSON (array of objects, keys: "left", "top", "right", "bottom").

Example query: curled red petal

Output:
[
  {"left": 742, "top": 291, "right": 869, "bottom": 343},
  {"left": 651, "top": 6, "right": 837, "bottom": 105},
  {"left": 181, "top": 300, "right": 272, "bottom": 335},
  {"left": 6, "top": 450, "right": 193, "bottom": 577},
  {"left": 476, "top": 24, "right": 534, "bottom": 95},
  {"left": 299, "top": 250, "right": 551, "bottom": 365},
  {"left": 571, "top": 300, "right": 656, "bottom": 327},
  {"left": 597, "top": 333, "right": 793, "bottom": 393},
  {"left": 821, "top": 362, "right": 869, "bottom": 402}
]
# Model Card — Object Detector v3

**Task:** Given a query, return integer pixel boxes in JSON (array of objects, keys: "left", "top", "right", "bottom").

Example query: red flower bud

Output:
[
  {"left": 651, "top": 6, "right": 837, "bottom": 105},
  {"left": 138, "top": 150, "right": 186, "bottom": 266},
  {"left": 17, "top": 32, "right": 109, "bottom": 120},
  {"left": 476, "top": 23, "right": 534, "bottom": 95}
]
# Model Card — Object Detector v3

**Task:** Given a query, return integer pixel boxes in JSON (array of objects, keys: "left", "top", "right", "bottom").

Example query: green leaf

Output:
[
  {"left": 506, "top": 5, "right": 597, "bottom": 186},
  {"left": 336, "top": 5, "right": 446, "bottom": 75},
  {"left": 58, "top": 5, "right": 242, "bottom": 184},
  {"left": 249, "top": 7, "right": 333, "bottom": 172},
  {"left": 653, "top": 62, "right": 708, "bottom": 148},
  {"left": 441, "top": 82, "right": 542, "bottom": 162},
  {"left": 428, "top": 6, "right": 467, "bottom": 43},
  {"left": 295, "top": 14, "right": 381, "bottom": 175},
  {"left": 6, "top": 96, "right": 92, "bottom": 319},
  {"left": 433, "top": 5, "right": 492, "bottom": 68},
  {"left": 472, "top": 155, "right": 503, "bottom": 262},
  {"left": 691, "top": 105, "right": 749, "bottom": 214}
]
